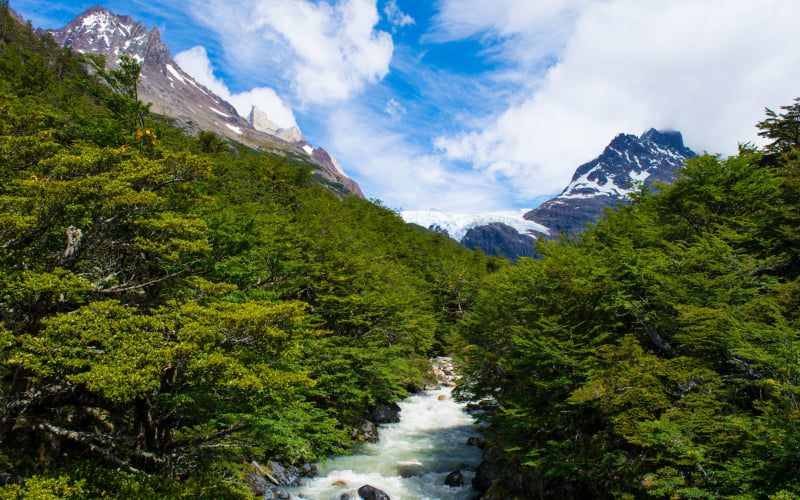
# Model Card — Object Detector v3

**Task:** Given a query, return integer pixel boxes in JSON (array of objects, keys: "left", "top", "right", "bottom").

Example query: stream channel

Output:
[{"left": 287, "top": 359, "right": 484, "bottom": 500}]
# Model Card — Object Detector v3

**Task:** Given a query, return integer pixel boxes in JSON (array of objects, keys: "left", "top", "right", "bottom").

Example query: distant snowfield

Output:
[{"left": 399, "top": 209, "right": 549, "bottom": 242}]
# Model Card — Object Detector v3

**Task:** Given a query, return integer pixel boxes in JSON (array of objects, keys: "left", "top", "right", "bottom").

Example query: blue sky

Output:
[{"left": 14, "top": 0, "right": 800, "bottom": 212}]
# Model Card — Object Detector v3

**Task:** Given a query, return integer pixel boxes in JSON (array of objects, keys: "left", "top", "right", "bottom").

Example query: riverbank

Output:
[{"left": 262, "top": 357, "right": 484, "bottom": 500}]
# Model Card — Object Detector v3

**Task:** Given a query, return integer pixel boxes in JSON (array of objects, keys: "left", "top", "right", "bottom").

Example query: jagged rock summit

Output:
[
  {"left": 47, "top": 6, "right": 362, "bottom": 198},
  {"left": 524, "top": 128, "right": 695, "bottom": 237},
  {"left": 247, "top": 106, "right": 304, "bottom": 143}
]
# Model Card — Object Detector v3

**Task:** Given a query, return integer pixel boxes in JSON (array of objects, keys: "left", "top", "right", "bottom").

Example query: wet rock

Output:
[
  {"left": 358, "top": 484, "right": 391, "bottom": 500},
  {"left": 466, "top": 436, "right": 485, "bottom": 448},
  {"left": 351, "top": 420, "right": 379, "bottom": 443},
  {"left": 266, "top": 460, "right": 316, "bottom": 487},
  {"left": 465, "top": 400, "right": 498, "bottom": 416},
  {"left": 396, "top": 459, "right": 425, "bottom": 477},
  {"left": 365, "top": 401, "right": 401, "bottom": 423},
  {"left": 245, "top": 460, "right": 316, "bottom": 499},
  {"left": 438, "top": 394, "right": 447, "bottom": 400},
  {"left": 331, "top": 480, "right": 350, "bottom": 488},
  {"left": 430, "top": 356, "right": 461, "bottom": 385},
  {"left": 473, "top": 447, "right": 506, "bottom": 492},
  {"left": 445, "top": 470, "right": 465, "bottom": 487},
  {"left": 406, "top": 382, "right": 425, "bottom": 393}
]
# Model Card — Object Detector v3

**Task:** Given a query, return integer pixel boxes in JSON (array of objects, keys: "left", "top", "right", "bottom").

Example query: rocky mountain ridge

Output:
[
  {"left": 523, "top": 128, "right": 695, "bottom": 237},
  {"left": 46, "top": 5, "right": 362, "bottom": 198},
  {"left": 401, "top": 128, "right": 696, "bottom": 259}
]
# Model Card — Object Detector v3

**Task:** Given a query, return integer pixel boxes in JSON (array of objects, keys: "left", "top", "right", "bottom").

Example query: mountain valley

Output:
[{"left": 3, "top": 4, "right": 800, "bottom": 500}]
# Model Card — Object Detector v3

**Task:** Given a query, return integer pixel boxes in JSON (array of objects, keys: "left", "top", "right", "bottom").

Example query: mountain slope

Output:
[
  {"left": 47, "top": 6, "right": 362, "bottom": 198},
  {"left": 524, "top": 128, "right": 695, "bottom": 237},
  {"left": 400, "top": 209, "right": 548, "bottom": 242},
  {"left": 400, "top": 128, "right": 696, "bottom": 259}
]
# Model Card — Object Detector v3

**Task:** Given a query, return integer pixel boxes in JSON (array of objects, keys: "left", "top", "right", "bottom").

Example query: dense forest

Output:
[
  {"left": 2, "top": 5, "right": 800, "bottom": 499},
  {"left": 0, "top": 8, "right": 499, "bottom": 498},
  {"left": 457, "top": 103, "right": 800, "bottom": 496}
]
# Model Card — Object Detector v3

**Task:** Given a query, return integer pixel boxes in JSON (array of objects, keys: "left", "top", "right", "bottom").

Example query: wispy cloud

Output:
[
  {"left": 174, "top": 46, "right": 297, "bottom": 128},
  {"left": 385, "top": 98, "right": 406, "bottom": 120},
  {"left": 321, "top": 103, "right": 516, "bottom": 212},
  {"left": 384, "top": 0, "right": 414, "bottom": 29},
  {"left": 26, "top": 0, "right": 800, "bottom": 213}
]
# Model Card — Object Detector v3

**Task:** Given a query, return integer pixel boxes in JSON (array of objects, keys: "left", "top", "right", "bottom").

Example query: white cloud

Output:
[
  {"left": 384, "top": 0, "right": 414, "bottom": 28},
  {"left": 190, "top": 0, "right": 393, "bottom": 105},
  {"left": 174, "top": 45, "right": 297, "bottom": 128},
  {"left": 433, "top": 0, "right": 800, "bottom": 200},
  {"left": 429, "top": 0, "right": 592, "bottom": 67},
  {"left": 323, "top": 104, "right": 516, "bottom": 212},
  {"left": 385, "top": 98, "right": 406, "bottom": 120}
]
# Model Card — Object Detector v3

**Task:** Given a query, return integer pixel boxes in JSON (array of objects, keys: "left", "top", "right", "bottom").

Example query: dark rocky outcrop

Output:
[
  {"left": 473, "top": 445, "right": 602, "bottom": 499},
  {"left": 444, "top": 469, "right": 465, "bottom": 487},
  {"left": 245, "top": 461, "right": 316, "bottom": 500},
  {"left": 365, "top": 401, "right": 401, "bottom": 424},
  {"left": 466, "top": 436, "right": 485, "bottom": 448},
  {"left": 461, "top": 222, "right": 537, "bottom": 260},
  {"left": 0, "top": 473, "right": 24, "bottom": 487},
  {"left": 472, "top": 446, "right": 506, "bottom": 492},
  {"left": 358, "top": 484, "right": 391, "bottom": 500}
]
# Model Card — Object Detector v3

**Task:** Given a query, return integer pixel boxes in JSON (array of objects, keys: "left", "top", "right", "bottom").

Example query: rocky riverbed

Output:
[{"left": 244, "top": 357, "right": 484, "bottom": 500}]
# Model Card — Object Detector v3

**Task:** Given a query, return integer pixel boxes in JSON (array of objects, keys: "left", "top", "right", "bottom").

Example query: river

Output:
[{"left": 288, "top": 364, "right": 483, "bottom": 500}]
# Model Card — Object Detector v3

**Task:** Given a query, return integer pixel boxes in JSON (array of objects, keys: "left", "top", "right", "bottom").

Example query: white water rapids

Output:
[{"left": 288, "top": 383, "right": 483, "bottom": 500}]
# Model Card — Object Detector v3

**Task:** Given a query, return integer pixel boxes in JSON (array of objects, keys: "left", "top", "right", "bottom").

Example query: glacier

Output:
[{"left": 400, "top": 209, "right": 549, "bottom": 242}]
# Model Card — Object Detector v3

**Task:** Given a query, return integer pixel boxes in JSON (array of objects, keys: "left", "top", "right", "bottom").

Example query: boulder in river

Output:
[
  {"left": 444, "top": 470, "right": 465, "bottom": 487},
  {"left": 396, "top": 459, "right": 425, "bottom": 477},
  {"left": 365, "top": 401, "right": 401, "bottom": 423},
  {"left": 351, "top": 420, "right": 380, "bottom": 443},
  {"left": 473, "top": 446, "right": 506, "bottom": 492},
  {"left": 245, "top": 460, "right": 316, "bottom": 499},
  {"left": 358, "top": 484, "right": 391, "bottom": 500},
  {"left": 466, "top": 436, "right": 485, "bottom": 448}
]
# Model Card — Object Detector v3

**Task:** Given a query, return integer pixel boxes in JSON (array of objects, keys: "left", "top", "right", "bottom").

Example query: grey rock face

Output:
[
  {"left": 460, "top": 222, "right": 537, "bottom": 260},
  {"left": 47, "top": 6, "right": 362, "bottom": 198},
  {"left": 524, "top": 128, "right": 695, "bottom": 238}
]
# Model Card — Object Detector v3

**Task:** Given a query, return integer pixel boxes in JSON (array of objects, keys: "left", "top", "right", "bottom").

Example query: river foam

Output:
[{"left": 289, "top": 383, "right": 482, "bottom": 500}]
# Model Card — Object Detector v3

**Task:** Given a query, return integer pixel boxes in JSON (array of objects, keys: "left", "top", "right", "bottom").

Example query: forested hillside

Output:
[
  {"left": 457, "top": 99, "right": 800, "bottom": 498},
  {"left": 4, "top": 4, "right": 800, "bottom": 499},
  {"left": 0, "top": 8, "right": 499, "bottom": 497}
]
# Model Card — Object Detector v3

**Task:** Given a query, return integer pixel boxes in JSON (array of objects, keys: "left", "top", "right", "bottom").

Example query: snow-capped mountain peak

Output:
[
  {"left": 557, "top": 128, "right": 694, "bottom": 202},
  {"left": 47, "top": 6, "right": 363, "bottom": 199},
  {"left": 523, "top": 128, "right": 695, "bottom": 236},
  {"left": 400, "top": 128, "right": 696, "bottom": 260}
]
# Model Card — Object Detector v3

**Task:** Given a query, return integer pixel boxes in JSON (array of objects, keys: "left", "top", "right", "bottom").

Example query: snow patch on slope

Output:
[{"left": 225, "top": 123, "right": 242, "bottom": 134}]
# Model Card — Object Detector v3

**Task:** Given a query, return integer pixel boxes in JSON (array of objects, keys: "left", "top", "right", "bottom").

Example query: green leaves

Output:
[
  {"left": 457, "top": 114, "right": 800, "bottom": 497},
  {"left": 0, "top": 19, "right": 499, "bottom": 495}
]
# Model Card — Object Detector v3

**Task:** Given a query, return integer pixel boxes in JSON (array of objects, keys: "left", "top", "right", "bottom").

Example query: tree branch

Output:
[{"left": 165, "top": 423, "right": 249, "bottom": 453}]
